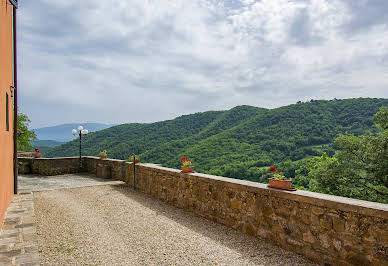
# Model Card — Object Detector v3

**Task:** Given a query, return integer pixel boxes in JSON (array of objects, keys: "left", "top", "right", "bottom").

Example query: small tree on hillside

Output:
[{"left": 17, "top": 112, "right": 37, "bottom": 151}]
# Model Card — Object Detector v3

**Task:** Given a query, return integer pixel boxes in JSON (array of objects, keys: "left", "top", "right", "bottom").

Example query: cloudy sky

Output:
[{"left": 18, "top": 0, "right": 388, "bottom": 128}]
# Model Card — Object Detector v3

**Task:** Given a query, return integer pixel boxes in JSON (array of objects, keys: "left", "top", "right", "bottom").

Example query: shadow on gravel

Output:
[{"left": 110, "top": 184, "right": 315, "bottom": 265}]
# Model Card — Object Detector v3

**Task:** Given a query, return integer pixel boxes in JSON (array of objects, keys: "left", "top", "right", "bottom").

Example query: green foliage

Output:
[
  {"left": 270, "top": 169, "right": 287, "bottom": 180},
  {"left": 31, "top": 140, "right": 64, "bottom": 155},
  {"left": 295, "top": 106, "right": 388, "bottom": 203},
  {"left": 46, "top": 98, "right": 388, "bottom": 203},
  {"left": 373, "top": 106, "right": 388, "bottom": 130},
  {"left": 32, "top": 140, "right": 64, "bottom": 147},
  {"left": 17, "top": 112, "right": 37, "bottom": 151},
  {"left": 126, "top": 154, "right": 139, "bottom": 162},
  {"left": 46, "top": 110, "right": 225, "bottom": 159}
]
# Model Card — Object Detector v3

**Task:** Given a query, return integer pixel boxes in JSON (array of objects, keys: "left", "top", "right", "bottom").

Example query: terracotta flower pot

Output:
[
  {"left": 132, "top": 158, "right": 140, "bottom": 164},
  {"left": 268, "top": 178, "right": 293, "bottom": 190},
  {"left": 181, "top": 166, "right": 194, "bottom": 173},
  {"left": 100, "top": 155, "right": 107, "bottom": 159}
]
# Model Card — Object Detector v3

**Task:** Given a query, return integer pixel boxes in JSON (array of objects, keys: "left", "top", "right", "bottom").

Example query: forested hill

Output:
[{"left": 46, "top": 98, "right": 388, "bottom": 180}]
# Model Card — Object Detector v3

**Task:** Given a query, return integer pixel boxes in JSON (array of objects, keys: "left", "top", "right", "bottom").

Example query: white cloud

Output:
[{"left": 18, "top": 0, "right": 388, "bottom": 127}]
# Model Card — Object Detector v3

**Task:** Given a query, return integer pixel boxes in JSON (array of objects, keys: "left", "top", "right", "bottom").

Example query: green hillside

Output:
[
  {"left": 45, "top": 110, "right": 225, "bottom": 159},
  {"left": 32, "top": 140, "right": 64, "bottom": 148},
  {"left": 47, "top": 98, "right": 388, "bottom": 182},
  {"left": 31, "top": 140, "right": 64, "bottom": 155}
]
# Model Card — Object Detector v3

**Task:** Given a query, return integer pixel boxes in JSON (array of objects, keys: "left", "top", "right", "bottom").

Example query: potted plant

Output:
[
  {"left": 180, "top": 156, "right": 194, "bottom": 173},
  {"left": 34, "top": 148, "right": 41, "bottom": 158},
  {"left": 131, "top": 154, "right": 140, "bottom": 164},
  {"left": 99, "top": 150, "right": 107, "bottom": 159},
  {"left": 268, "top": 167, "right": 296, "bottom": 191}
]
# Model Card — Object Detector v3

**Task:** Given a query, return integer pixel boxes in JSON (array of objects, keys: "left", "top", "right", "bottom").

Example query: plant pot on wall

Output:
[
  {"left": 268, "top": 178, "right": 296, "bottom": 191},
  {"left": 100, "top": 155, "right": 107, "bottom": 160},
  {"left": 181, "top": 166, "right": 194, "bottom": 173}
]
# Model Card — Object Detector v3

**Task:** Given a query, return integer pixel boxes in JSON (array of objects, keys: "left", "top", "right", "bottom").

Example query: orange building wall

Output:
[{"left": 0, "top": 1, "right": 15, "bottom": 226}]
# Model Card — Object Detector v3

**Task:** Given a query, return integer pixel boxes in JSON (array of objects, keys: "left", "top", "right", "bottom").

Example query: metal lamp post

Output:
[{"left": 72, "top": 125, "right": 88, "bottom": 171}]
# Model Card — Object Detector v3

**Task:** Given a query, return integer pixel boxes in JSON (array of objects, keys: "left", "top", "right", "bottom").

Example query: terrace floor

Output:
[
  {"left": 2, "top": 174, "right": 317, "bottom": 265},
  {"left": 18, "top": 173, "right": 123, "bottom": 193}
]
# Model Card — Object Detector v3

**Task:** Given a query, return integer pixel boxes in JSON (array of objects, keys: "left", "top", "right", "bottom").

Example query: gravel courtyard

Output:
[{"left": 34, "top": 184, "right": 316, "bottom": 266}]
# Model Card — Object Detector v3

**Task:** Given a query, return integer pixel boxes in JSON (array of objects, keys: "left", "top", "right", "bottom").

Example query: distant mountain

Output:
[
  {"left": 32, "top": 140, "right": 64, "bottom": 148},
  {"left": 46, "top": 98, "right": 388, "bottom": 182},
  {"left": 34, "top": 123, "right": 115, "bottom": 142}
]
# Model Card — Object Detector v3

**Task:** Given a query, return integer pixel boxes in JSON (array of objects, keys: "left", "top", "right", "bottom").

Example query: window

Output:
[{"left": 6, "top": 93, "right": 9, "bottom": 131}]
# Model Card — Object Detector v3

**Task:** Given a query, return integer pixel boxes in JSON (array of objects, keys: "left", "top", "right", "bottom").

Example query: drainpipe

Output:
[{"left": 13, "top": 5, "right": 18, "bottom": 194}]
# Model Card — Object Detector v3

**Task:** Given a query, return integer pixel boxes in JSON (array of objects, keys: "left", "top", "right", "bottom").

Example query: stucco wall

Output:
[
  {"left": 0, "top": 1, "right": 14, "bottom": 226},
  {"left": 19, "top": 156, "right": 388, "bottom": 265}
]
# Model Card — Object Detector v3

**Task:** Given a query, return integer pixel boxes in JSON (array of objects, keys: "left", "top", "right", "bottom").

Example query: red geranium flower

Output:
[
  {"left": 181, "top": 156, "right": 186, "bottom": 162},
  {"left": 279, "top": 170, "right": 283, "bottom": 174},
  {"left": 270, "top": 166, "right": 276, "bottom": 172}
]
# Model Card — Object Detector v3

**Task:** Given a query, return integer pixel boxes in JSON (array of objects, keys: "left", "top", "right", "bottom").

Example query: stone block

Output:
[
  {"left": 319, "top": 216, "right": 332, "bottom": 231},
  {"left": 18, "top": 161, "right": 31, "bottom": 174},
  {"left": 230, "top": 198, "right": 241, "bottom": 209},
  {"left": 332, "top": 216, "right": 345, "bottom": 233},
  {"left": 303, "top": 230, "right": 316, "bottom": 244},
  {"left": 311, "top": 206, "right": 325, "bottom": 216},
  {"left": 96, "top": 163, "right": 111, "bottom": 179},
  {"left": 15, "top": 253, "right": 40, "bottom": 264},
  {"left": 319, "top": 233, "right": 330, "bottom": 249},
  {"left": 243, "top": 223, "right": 256, "bottom": 236},
  {"left": 332, "top": 238, "right": 342, "bottom": 251}
]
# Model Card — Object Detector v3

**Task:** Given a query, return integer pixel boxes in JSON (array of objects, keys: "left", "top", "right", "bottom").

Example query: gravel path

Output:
[
  {"left": 34, "top": 184, "right": 316, "bottom": 266},
  {"left": 19, "top": 174, "right": 123, "bottom": 193}
]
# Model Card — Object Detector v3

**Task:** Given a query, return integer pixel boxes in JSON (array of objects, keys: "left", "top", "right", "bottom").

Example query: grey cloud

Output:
[
  {"left": 17, "top": 0, "right": 388, "bottom": 128},
  {"left": 289, "top": 8, "right": 324, "bottom": 46},
  {"left": 344, "top": 0, "right": 388, "bottom": 32}
]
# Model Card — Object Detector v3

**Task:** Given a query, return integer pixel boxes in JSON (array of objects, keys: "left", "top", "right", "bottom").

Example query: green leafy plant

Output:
[
  {"left": 132, "top": 154, "right": 139, "bottom": 162},
  {"left": 294, "top": 106, "right": 388, "bottom": 203},
  {"left": 180, "top": 156, "right": 192, "bottom": 167},
  {"left": 269, "top": 166, "right": 287, "bottom": 180},
  {"left": 17, "top": 112, "right": 37, "bottom": 151},
  {"left": 99, "top": 150, "right": 107, "bottom": 158},
  {"left": 126, "top": 153, "right": 139, "bottom": 162}
]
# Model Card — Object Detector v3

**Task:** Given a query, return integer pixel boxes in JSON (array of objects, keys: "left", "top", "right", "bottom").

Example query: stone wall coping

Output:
[
  {"left": 83, "top": 156, "right": 99, "bottom": 159},
  {"left": 85, "top": 156, "right": 131, "bottom": 164},
  {"left": 19, "top": 157, "right": 79, "bottom": 160},
  {"left": 139, "top": 163, "right": 388, "bottom": 219}
]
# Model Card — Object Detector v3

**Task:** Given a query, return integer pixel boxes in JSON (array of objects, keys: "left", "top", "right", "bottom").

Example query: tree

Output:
[
  {"left": 17, "top": 112, "right": 37, "bottom": 151},
  {"left": 296, "top": 106, "right": 388, "bottom": 203},
  {"left": 373, "top": 106, "right": 388, "bottom": 130}
]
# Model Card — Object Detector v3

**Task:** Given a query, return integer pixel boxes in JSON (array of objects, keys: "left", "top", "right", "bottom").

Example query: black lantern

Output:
[{"left": 9, "top": 0, "right": 18, "bottom": 8}]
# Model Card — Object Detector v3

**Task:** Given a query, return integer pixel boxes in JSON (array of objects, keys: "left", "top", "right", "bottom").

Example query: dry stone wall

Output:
[
  {"left": 83, "top": 157, "right": 127, "bottom": 181},
  {"left": 126, "top": 162, "right": 388, "bottom": 266},
  {"left": 18, "top": 156, "right": 388, "bottom": 265},
  {"left": 18, "top": 157, "right": 79, "bottom": 176}
]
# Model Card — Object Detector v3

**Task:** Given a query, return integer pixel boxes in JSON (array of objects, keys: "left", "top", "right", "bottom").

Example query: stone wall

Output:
[
  {"left": 17, "top": 151, "right": 34, "bottom": 158},
  {"left": 18, "top": 156, "right": 388, "bottom": 265},
  {"left": 18, "top": 157, "right": 79, "bottom": 176},
  {"left": 83, "top": 157, "right": 128, "bottom": 181}
]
